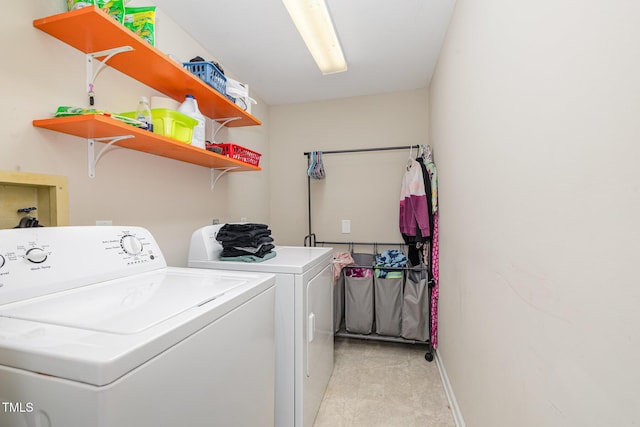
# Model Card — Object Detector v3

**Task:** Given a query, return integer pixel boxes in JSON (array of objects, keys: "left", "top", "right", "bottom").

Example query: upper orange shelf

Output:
[
  {"left": 33, "top": 115, "right": 261, "bottom": 171},
  {"left": 33, "top": 7, "right": 261, "bottom": 128}
]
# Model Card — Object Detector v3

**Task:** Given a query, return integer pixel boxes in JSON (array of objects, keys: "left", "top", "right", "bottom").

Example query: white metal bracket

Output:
[
  {"left": 211, "top": 167, "right": 239, "bottom": 192},
  {"left": 211, "top": 117, "right": 241, "bottom": 143},
  {"left": 88, "top": 136, "right": 134, "bottom": 178},
  {"left": 86, "top": 46, "right": 134, "bottom": 105}
]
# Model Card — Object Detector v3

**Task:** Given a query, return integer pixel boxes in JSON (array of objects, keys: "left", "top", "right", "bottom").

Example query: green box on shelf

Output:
[{"left": 120, "top": 109, "right": 197, "bottom": 144}]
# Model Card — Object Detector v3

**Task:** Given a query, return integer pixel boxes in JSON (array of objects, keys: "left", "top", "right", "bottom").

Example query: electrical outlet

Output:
[
  {"left": 212, "top": 218, "right": 220, "bottom": 224},
  {"left": 341, "top": 219, "right": 351, "bottom": 234},
  {"left": 96, "top": 220, "right": 112, "bottom": 226},
  {"left": 240, "top": 217, "right": 248, "bottom": 222}
]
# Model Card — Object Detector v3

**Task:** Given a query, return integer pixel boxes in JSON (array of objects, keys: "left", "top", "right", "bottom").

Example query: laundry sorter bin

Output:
[
  {"left": 401, "top": 264, "right": 431, "bottom": 342},
  {"left": 334, "top": 246, "right": 434, "bottom": 361},
  {"left": 342, "top": 259, "right": 431, "bottom": 341},
  {"left": 374, "top": 272, "right": 404, "bottom": 336},
  {"left": 344, "top": 253, "right": 375, "bottom": 334}
]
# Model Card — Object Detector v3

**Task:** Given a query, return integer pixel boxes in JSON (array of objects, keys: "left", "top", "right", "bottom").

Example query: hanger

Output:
[
  {"left": 307, "top": 152, "right": 316, "bottom": 178},
  {"left": 307, "top": 151, "right": 326, "bottom": 179},
  {"left": 406, "top": 145, "right": 414, "bottom": 170},
  {"left": 425, "top": 144, "right": 433, "bottom": 161}
]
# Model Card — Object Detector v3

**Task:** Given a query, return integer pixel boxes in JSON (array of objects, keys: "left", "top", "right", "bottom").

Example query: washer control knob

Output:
[
  {"left": 25, "top": 247, "right": 48, "bottom": 264},
  {"left": 121, "top": 235, "right": 143, "bottom": 255},
  {"left": 0, "top": 254, "right": 5, "bottom": 269}
]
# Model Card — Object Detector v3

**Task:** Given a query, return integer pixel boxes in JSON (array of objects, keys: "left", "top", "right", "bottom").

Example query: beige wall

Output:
[
  {"left": 1, "top": 1, "right": 270, "bottom": 266},
  {"left": 10, "top": 3, "right": 638, "bottom": 424},
  {"left": 269, "top": 89, "right": 429, "bottom": 248},
  {"left": 431, "top": 0, "right": 640, "bottom": 425}
]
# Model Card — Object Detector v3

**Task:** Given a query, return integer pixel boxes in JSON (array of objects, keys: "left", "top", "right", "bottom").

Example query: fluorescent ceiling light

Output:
[{"left": 282, "top": 0, "right": 348, "bottom": 74}]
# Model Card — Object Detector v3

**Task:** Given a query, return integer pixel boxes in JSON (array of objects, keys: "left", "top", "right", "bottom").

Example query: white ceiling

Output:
[{"left": 152, "top": 0, "right": 456, "bottom": 106}]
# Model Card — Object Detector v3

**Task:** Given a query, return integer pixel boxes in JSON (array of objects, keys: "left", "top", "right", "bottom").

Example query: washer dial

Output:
[
  {"left": 0, "top": 254, "right": 5, "bottom": 269},
  {"left": 120, "top": 235, "right": 143, "bottom": 255},
  {"left": 25, "top": 247, "right": 48, "bottom": 264}
]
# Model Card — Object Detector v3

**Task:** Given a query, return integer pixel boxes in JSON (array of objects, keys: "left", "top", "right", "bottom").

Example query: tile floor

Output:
[{"left": 313, "top": 337, "right": 455, "bottom": 427}]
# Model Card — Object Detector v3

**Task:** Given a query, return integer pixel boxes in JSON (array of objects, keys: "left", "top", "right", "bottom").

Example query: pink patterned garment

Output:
[{"left": 431, "top": 212, "right": 440, "bottom": 348}]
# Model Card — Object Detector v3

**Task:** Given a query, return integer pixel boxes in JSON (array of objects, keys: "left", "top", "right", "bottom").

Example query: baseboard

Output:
[{"left": 435, "top": 349, "right": 466, "bottom": 427}]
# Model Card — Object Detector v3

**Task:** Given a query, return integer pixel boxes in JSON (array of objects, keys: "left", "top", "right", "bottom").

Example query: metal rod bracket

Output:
[
  {"left": 86, "top": 46, "right": 134, "bottom": 105},
  {"left": 88, "top": 135, "right": 134, "bottom": 178},
  {"left": 211, "top": 117, "right": 241, "bottom": 143},
  {"left": 210, "top": 167, "right": 240, "bottom": 192}
]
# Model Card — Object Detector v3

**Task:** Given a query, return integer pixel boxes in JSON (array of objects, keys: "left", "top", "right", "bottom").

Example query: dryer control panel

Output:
[{"left": 0, "top": 226, "right": 166, "bottom": 305}]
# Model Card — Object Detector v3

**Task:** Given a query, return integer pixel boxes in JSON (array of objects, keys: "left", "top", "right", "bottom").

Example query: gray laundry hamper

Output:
[
  {"left": 401, "top": 265, "right": 430, "bottom": 342},
  {"left": 374, "top": 274, "right": 403, "bottom": 336},
  {"left": 333, "top": 273, "right": 345, "bottom": 332},
  {"left": 344, "top": 253, "right": 375, "bottom": 334}
]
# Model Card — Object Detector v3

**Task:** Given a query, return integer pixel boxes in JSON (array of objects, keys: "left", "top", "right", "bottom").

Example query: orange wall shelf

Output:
[
  {"left": 32, "top": 7, "right": 263, "bottom": 175},
  {"left": 33, "top": 115, "right": 260, "bottom": 171},
  {"left": 33, "top": 7, "right": 260, "bottom": 127}
]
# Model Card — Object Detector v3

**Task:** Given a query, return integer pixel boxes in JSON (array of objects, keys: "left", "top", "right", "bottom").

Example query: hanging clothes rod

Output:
[
  {"left": 304, "top": 144, "right": 424, "bottom": 245},
  {"left": 315, "top": 241, "right": 405, "bottom": 246},
  {"left": 303, "top": 144, "right": 421, "bottom": 156}
]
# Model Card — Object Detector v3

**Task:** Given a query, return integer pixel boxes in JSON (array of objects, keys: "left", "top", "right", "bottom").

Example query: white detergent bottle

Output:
[{"left": 178, "top": 94, "right": 206, "bottom": 149}]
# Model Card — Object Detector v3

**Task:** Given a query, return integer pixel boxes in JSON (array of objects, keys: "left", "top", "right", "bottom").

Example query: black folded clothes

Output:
[{"left": 216, "top": 223, "right": 276, "bottom": 262}]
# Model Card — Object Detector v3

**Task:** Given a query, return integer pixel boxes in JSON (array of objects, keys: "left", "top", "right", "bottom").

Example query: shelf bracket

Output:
[
  {"left": 88, "top": 135, "right": 134, "bottom": 178},
  {"left": 210, "top": 167, "right": 239, "bottom": 192},
  {"left": 86, "top": 46, "right": 134, "bottom": 106},
  {"left": 211, "top": 117, "right": 241, "bottom": 143}
]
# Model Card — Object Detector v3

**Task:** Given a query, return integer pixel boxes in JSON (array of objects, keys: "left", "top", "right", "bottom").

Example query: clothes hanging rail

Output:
[
  {"left": 303, "top": 144, "right": 420, "bottom": 156},
  {"left": 303, "top": 145, "right": 422, "bottom": 246},
  {"left": 303, "top": 151, "right": 435, "bottom": 362},
  {"left": 315, "top": 240, "right": 405, "bottom": 246}
]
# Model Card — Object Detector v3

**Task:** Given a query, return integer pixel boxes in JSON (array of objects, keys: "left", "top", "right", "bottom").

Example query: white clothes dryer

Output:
[
  {"left": 188, "top": 225, "right": 334, "bottom": 427},
  {"left": 0, "top": 226, "right": 276, "bottom": 427}
]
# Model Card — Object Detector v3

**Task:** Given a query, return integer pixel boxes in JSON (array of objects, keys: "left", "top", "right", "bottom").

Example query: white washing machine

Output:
[
  {"left": 188, "top": 225, "right": 334, "bottom": 427},
  {"left": 0, "top": 226, "right": 276, "bottom": 427}
]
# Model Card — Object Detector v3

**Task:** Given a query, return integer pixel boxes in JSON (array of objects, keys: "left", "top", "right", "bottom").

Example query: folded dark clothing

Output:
[
  {"left": 221, "top": 249, "right": 274, "bottom": 258},
  {"left": 221, "top": 244, "right": 275, "bottom": 258},
  {"left": 241, "top": 235, "right": 274, "bottom": 247},
  {"left": 231, "top": 241, "right": 274, "bottom": 254},
  {"left": 218, "top": 235, "right": 273, "bottom": 248},
  {"left": 216, "top": 228, "right": 271, "bottom": 243},
  {"left": 220, "top": 251, "right": 277, "bottom": 263},
  {"left": 219, "top": 223, "right": 268, "bottom": 233}
]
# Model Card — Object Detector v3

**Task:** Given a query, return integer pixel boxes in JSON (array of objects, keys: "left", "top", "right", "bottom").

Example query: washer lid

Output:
[
  {"left": 189, "top": 246, "right": 333, "bottom": 274},
  {"left": 0, "top": 267, "right": 275, "bottom": 386},
  {"left": 0, "top": 270, "right": 245, "bottom": 334}
]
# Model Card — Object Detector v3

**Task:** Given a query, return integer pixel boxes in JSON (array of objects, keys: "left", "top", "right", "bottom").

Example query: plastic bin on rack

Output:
[
  {"left": 209, "top": 143, "right": 262, "bottom": 167},
  {"left": 401, "top": 265, "right": 430, "bottom": 341},
  {"left": 374, "top": 274, "right": 403, "bottom": 336},
  {"left": 182, "top": 61, "right": 231, "bottom": 100},
  {"left": 344, "top": 253, "right": 375, "bottom": 334}
]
